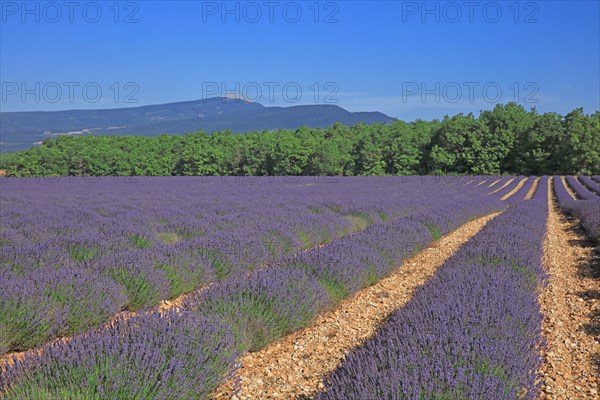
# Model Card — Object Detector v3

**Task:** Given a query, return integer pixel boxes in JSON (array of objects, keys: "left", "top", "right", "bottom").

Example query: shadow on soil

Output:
[
  {"left": 564, "top": 214, "right": 600, "bottom": 280},
  {"left": 568, "top": 212, "right": 600, "bottom": 375}
]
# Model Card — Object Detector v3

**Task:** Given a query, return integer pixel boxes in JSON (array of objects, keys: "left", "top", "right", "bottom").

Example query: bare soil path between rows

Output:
[
  {"left": 488, "top": 178, "right": 502, "bottom": 187},
  {"left": 490, "top": 177, "right": 516, "bottom": 194},
  {"left": 539, "top": 177, "right": 599, "bottom": 399},
  {"left": 525, "top": 177, "right": 541, "bottom": 200},
  {"left": 560, "top": 176, "right": 579, "bottom": 200},
  {"left": 215, "top": 212, "right": 501, "bottom": 400},
  {"left": 501, "top": 176, "right": 528, "bottom": 200}
]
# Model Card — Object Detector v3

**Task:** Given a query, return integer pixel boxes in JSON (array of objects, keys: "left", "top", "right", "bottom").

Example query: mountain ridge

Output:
[{"left": 0, "top": 98, "right": 395, "bottom": 152}]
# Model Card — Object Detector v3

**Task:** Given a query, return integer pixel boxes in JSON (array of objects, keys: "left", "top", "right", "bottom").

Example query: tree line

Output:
[{"left": 2, "top": 103, "right": 598, "bottom": 177}]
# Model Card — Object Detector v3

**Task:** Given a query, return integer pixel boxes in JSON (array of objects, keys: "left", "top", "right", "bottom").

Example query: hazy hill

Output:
[{"left": 0, "top": 98, "right": 394, "bottom": 151}]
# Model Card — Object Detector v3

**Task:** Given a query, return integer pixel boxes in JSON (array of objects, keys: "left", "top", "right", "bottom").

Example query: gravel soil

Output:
[{"left": 539, "top": 177, "right": 599, "bottom": 399}]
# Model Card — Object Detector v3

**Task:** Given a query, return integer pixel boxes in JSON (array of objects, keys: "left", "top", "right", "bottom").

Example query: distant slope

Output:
[{"left": 0, "top": 98, "right": 394, "bottom": 151}]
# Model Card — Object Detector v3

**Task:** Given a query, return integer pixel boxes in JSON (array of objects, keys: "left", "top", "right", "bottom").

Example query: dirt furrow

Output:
[
  {"left": 539, "top": 177, "right": 599, "bottom": 399},
  {"left": 488, "top": 178, "right": 502, "bottom": 187},
  {"left": 501, "top": 176, "right": 528, "bottom": 200},
  {"left": 215, "top": 212, "right": 501, "bottom": 400},
  {"left": 525, "top": 177, "right": 541, "bottom": 200},
  {"left": 560, "top": 176, "right": 578, "bottom": 200},
  {"left": 490, "top": 177, "right": 516, "bottom": 194}
]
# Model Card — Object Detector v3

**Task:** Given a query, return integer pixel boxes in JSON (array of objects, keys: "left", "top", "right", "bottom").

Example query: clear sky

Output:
[{"left": 1, "top": 0, "right": 598, "bottom": 120}]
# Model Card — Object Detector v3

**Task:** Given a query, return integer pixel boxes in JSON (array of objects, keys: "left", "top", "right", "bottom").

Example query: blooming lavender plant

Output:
[
  {"left": 0, "top": 266, "right": 128, "bottom": 353},
  {"left": 491, "top": 175, "right": 526, "bottom": 199},
  {"left": 506, "top": 176, "right": 538, "bottom": 203},
  {"left": 286, "top": 219, "right": 432, "bottom": 302},
  {"left": 183, "top": 268, "right": 327, "bottom": 352},
  {"left": 565, "top": 176, "right": 599, "bottom": 200},
  {"left": 1, "top": 310, "right": 239, "bottom": 400},
  {"left": 553, "top": 176, "right": 575, "bottom": 204},
  {"left": 317, "top": 188, "right": 548, "bottom": 399},
  {"left": 553, "top": 176, "right": 600, "bottom": 240},
  {"left": 0, "top": 176, "right": 503, "bottom": 353},
  {"left": 531, "top": 176, "right": 549, "bottom": 202},
  {"left": 578, "top": 176, "right": 600, "bottom": 195}
]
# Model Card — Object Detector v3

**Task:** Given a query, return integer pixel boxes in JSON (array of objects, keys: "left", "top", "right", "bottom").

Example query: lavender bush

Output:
[
  {"left": 506, "top": 176, "right": 537, "bottom": 203},
  {"left": 285, "top": 219, "right": 432, "bottom": 302},
  {"left": 531, "top": 176, "right": 549, "bottom": 202},
  {"left": 578, "top": 176, "right": 600, "bottom": 195},
  {"left": 565, "top": 175, "right": 598, "bottom": 200},
  {"left": 1, "top": 310, "right": 239, "bottom": 400},
  {"left": 317, "top": 188, "right": 548, "bottom": 399},
  {"left": 0, "top": 266, "right": 127, "bottom": 353},
  {"left": 553, "top": 176, "right": 575, "bottom": 204},
  {"left": 553, "top": 176, "right": 600, "bottom": 240},
  {"left": 562, "top": 200, "right": 600, "bottom": 241},
  {"left": 490, "top": 175, "right": 525, "bottom": 199},
  {"left": 183, "top": 268, "right": 327, "bottom": 352}
]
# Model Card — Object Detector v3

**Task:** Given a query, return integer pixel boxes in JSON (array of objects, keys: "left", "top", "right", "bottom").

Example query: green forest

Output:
[{"left": 2, "top": 103, "right": 599, "bottom": 177}]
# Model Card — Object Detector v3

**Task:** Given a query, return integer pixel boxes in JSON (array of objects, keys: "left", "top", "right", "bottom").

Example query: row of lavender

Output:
[
  {"left": 553, "top": 176, "right": 600, "bottom": 240},
  {"left": 507, "top": 176, "right": 537, "bottom": 204},
  {"left": 565, "top": 176, "right": 600, "bottom": 200},
  {"left": 317, "top": 177, "right": 549, "bottom": 400},
  {"left": 578, "top": 176, "right": 600, "bottom": 195},
  {"left": 0, "top": 177, "right": 519, "bottom": 398},
  {"left": 1, "top": 177, "right": 364, "bottom": 354},
  {"left": 183, "top": 177, "right": 517, "bottom": 352},
  {"left": 0, "top": 176, "right": 482, "bottom": 354}
]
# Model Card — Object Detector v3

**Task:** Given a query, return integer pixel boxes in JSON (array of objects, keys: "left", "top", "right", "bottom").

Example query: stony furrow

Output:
[{"left": 539, "top": 177, "right": 599, "bottom": 399}]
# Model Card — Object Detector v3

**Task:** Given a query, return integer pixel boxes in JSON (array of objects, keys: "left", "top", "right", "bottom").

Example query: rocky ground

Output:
[{"left": 539, "top": 178, "right": 599, "bottom": 399}]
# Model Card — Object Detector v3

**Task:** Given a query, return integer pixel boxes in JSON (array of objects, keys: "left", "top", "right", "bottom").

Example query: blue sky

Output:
[{"left": 1, "top": 0, "right": 598, "bottom": 120}]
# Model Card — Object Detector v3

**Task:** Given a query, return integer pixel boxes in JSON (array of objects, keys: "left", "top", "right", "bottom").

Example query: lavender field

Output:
[{"left": 1, "top": 176, "right": 599, "bottom": 399}]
